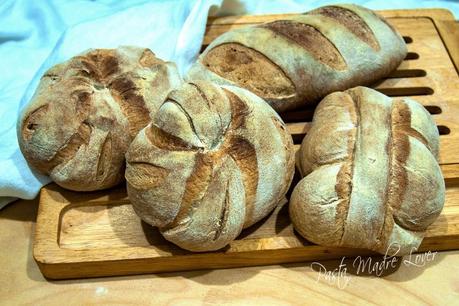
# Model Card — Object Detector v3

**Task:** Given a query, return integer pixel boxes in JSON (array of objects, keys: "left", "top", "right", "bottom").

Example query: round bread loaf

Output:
[
  {"left": 290, "top": 86, "right": 445, "bottom": 255},
  {"left": 126, "top": 81, "right": 295, "bottom": 252},
  {"left": 18, "top": 46, "right": 181, "bottom": 191},
  {"left": 187, "top": 4, "right": 406, "bottom": 112}
]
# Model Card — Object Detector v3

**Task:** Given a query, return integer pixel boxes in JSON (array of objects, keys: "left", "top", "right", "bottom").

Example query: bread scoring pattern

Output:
[
  {"left": 291, "top": 87, "right": 445, "bottom": 255},
  {"left": 187, "top": 4, "right": 407, "bottom": 112},
  {"left": 308, "top": 5, "right": 380, "bottom": 50},
  {"left": 126, "top": 81, "right": 295, "bottom": 252},
  {"left": 18, "top": 47, "right": 181, "bottom": 191},
  {"left": 262, "top": 20, "right": 347, "bottom": 70}
]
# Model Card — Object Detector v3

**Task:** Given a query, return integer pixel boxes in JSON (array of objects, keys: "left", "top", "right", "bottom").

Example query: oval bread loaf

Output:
[
  {"left": 18, "top": 46, "right": 181, "bottom": 191},
  {"left": 290, "top": 86, "right": 445, "bottom": 255},
  {"left": 126, "top": 81, "right": 295, "bottom": 252},
  {"left": 187, "top": 4, "right": 407, "bottom": 112}
]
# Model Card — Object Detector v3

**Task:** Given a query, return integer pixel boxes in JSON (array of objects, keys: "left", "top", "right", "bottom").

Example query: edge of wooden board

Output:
[
  {"left": 34, "top": 178, "right": 459, "bottom": 280},
  {"left": 35, "top": 234, "right": 459, "bottom": 280},
  {"left": 429, "top": 12, "right": 459, "bottom": 73}
]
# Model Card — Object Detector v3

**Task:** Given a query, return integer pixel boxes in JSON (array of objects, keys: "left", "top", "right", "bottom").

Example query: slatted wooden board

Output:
[{"left": 34, "top": 9, "right": 459, "bottom": 279}]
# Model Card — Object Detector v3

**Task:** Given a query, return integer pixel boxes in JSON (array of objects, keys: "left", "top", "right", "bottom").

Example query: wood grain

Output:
[
  {"left": 33, "top": 9, "right": 459, "bottom": 280},
  {"left": 3, "top": 198, "right": 459, "bottom": 305}
]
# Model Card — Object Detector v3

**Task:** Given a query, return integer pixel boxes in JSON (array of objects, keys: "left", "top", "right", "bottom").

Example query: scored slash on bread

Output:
[
  {"left": 126, "top": 81, "right": 295, "bottom": 252},
  {"left": 290, "top": 87, "right": 445, "bottom": 255},
  {"left": 187, "top": 4, "right": 407, "bottom": 112},
  {"left": 18, "top": 46, "right": 182, "bottom": 191}
]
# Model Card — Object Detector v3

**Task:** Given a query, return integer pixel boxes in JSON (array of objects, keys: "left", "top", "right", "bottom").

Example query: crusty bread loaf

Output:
[
  {"left": 290, "top": 86, "right": 445, "bottom": 255},
  {"left": 126, "top": 81, "right": 295, "bottom": 252},
  {"left": 187, "top": 4, "right": 407, "bottom": 112},
  {"left": 18, "top": 46, "right": 181, "bottom": 191}
]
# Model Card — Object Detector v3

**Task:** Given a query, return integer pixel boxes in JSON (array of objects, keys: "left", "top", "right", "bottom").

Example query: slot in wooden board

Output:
[{"left": 34, "top": 9, "right": 459, "bottom": 279}]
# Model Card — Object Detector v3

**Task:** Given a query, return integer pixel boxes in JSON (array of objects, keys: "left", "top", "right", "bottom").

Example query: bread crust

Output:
[
  {"left": 18, "top": 46, "right": 181, "bottom": 191},
  {"left": 291, "top": 87, "right": 445, "bottom": 255},
  {"left": 126, "top": 81, "right": 295, "bottom": 252},
  {"left": 187, "top": 4, "right": 407, "bottom": 112}
]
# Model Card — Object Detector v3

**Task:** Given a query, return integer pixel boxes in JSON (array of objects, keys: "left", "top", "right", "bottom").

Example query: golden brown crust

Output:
[
  {"left": 262, "top": 20, "right": 347, "bottom": 69},
  {"left": 146, "top": 124, "right": 198, "bottom": 151},
  {"left": 225, "top": 136, "right": 258, "bottom": 223},
  {"left": 125, "top": 162, "right": 169, "bottom": 190},
  {"left": 18, "top": 46, "right": 181, "bottom": 191},
  {"left": 308, "top": 6, "right": 380, "bottom": 50},
  {"left": 202, "top": 43, "right": 296, "bottom": 100},
  {"left": 188, "top": 4, "right": 407, "bottom": 112},
  {"left": 291, "top": 87, "right": 445, "bottom": 255},
  {"left": 126, "top": 82, "right": 295, "bottom": 252},
  {"left": 166, "top": 153, "right": 214, "bottom": 230},
  {"left": 334, "top": 162, "right": 353, "bottom": 243},
  {"left": 109, "top": 76, "right": 151, "bottom": 137}
]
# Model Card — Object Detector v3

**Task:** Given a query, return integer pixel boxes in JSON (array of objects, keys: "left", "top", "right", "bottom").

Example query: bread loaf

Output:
[
  {"left": 18, "top": 46, "right": 181, "bottom": 191},
  {"left": 290, "top": 87, "right": 445, "bottom": 255},
  {"left": 126, "top": 81, "right": 295, "bottom": 252},
  {"left": 187, "top": 4, "right": 407, "bottom": 112}
]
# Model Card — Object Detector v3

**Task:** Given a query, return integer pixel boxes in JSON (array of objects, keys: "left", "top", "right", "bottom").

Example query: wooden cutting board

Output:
[{"left": 34, "top": 9, "right": 459, "bottom": 279}]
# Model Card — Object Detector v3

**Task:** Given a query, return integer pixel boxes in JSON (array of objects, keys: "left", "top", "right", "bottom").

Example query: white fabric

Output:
[{"left": 0, "top": 0, "right": 457, "bottom": 208}]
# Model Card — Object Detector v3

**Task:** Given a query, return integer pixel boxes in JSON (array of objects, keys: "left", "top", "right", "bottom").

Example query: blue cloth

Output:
[{"left": 0, "top": 0, "right": 457, "bottom": 208}]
